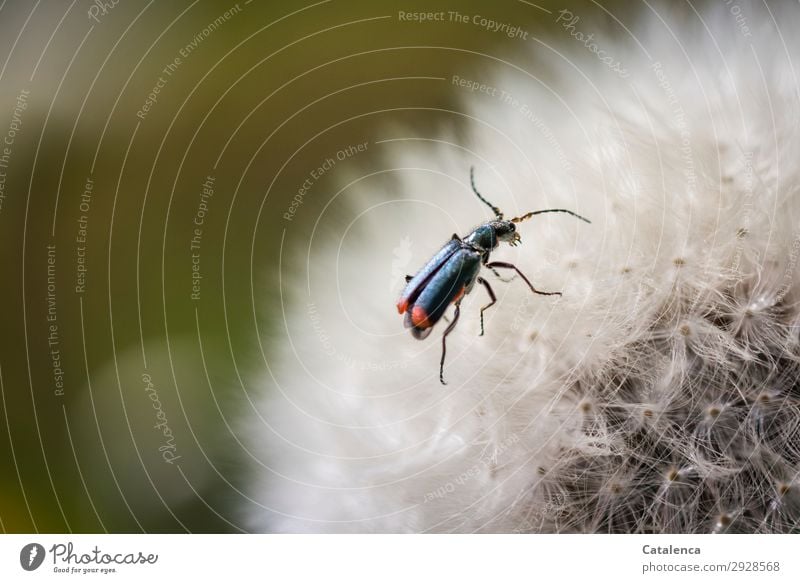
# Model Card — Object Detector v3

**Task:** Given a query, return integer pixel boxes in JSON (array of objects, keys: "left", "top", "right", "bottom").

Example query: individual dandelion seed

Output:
[
  {"left": 726, "top": 290, "right": 784, "bottom": 341},
  {"left": 712, "top": 512, "right": 735, "bottom": 533},
  {"left": 761, "top": 477, "right": 800, "bottom": 532},
  {"left": 624, "top": 402, "right": 663, "bottom": 430},
  {"left": 650, "top": 465, "right": 704, "bottom": 533},
  {"left": 582, "top": 473, "right": 641, "bottom": 533},
  {"left": 704, "top": 404, "right": 724, "bottom": 422}
]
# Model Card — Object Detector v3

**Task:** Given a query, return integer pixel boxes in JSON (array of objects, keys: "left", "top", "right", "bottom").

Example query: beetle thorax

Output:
[
  {"left": 463, "top": 221, "right": 517, "bottom": 252},
  {"left": 463, "top": 224, "right": 497, "bottom": 252}
]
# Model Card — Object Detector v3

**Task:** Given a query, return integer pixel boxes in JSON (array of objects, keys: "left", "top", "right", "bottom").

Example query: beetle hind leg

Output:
[
  {"left": 486, "top": 261, "right": 562, "bottom": 296},
  {"left": 439, "top": 302, "right": 462, "bottom": 385},
  {"left": 476, "top": 277, "right": 497, "bottom": 336}
]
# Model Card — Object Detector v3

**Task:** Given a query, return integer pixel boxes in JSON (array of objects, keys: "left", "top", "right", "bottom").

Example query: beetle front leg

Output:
[
  {"left": 476, "top": 277, "right": 496, "bottom": 336},
  {"left": 489, "top": 266, "right": 515, "bottom": 283},
  {"left": 439, "top": 301, "right": 462, "bottom": 385},
  {"left": 485, "top": 261, "right": 562, "bottom": 296}
]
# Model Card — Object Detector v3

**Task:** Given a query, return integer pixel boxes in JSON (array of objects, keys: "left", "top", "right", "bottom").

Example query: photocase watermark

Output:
[
  {"left": 87, "top": 0, "right": 120, "bottom": 24},
  {"left": 423, "top": 433, "right": 520, "bottom": 503},
  {"left": 451, "top": 75, "right": 572, "bottom": 172},
  {"left": 451, "top": 11, "right": 529, "bottom": 40},
  {"left": 136, "top": 75, "right": 168, "bottom": 121},
  {"left": 722, "top": 0, "right": 753, "bottom": 38},
  {"left": 651, "top": 61, "right": 696, "bottom": 198},
  {"left": 731, "top": 150, "right": 755, "bottom": 274},
  {"left": 284, "top": 141, "right": 369, "bottom": 222},
  {"left": 396, "top": 10, "right": 446, "bottom": 23},
  {"left": 20, "top": 540, "right": 158, "bottom": 574},
  {"left": 19, "top": 543, "right": 46, "bottom": 571},
  {"left": 629, "top": 274, "right": 656, "bottom": 321},
  {"left": 0, "top": 88, "right": 30, "bottom": 215},
  {"left": 776, "top": 233, "right": 800, "bottom": 305},
  {"left": 142, "top": 373, "right": 181, "bottom": 464},
  {"left": 41, "top": 542, "right": 157, "bottom": 575},
  {"left": 398, "top": 10, "right": 529, "bottom": 39},
  {"left": 74, "top": 176, "right": 94, "bottom": 294},
  {"left": 451, "top": 75, "right": 500, "bottom": 98},
  {"left": 190, "top": 175, "right": 215, "bottom": 301},
  {"left": 307, "top": 302, "right": 407, "bottom": 371},
  {"left": 499, "top": 91, "right": 573, "bottom": 173},
  {"left": 543, "top": 491, "right": 568, "bottom": 518},
  {"left": 46, "top": 244, "right": 66, "bottom": 397},
  {"left": 136, "top": 3, "right": 243, "bottom": 120},
  {"left": 555, "top": 9, "right": 629, "bottom": 78}
]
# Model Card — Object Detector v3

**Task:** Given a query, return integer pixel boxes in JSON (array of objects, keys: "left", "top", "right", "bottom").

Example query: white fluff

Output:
[{"left": 245, "top": 3, "right": 800, "bottom": 532}]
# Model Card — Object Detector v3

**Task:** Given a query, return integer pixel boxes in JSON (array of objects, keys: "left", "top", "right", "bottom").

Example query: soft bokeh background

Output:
[{"left": 0, "top": 0, "right": 667, "bottom": 532}]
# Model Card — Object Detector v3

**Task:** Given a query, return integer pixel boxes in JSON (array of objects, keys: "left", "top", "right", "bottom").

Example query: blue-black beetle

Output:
[{"left": 397, "top": 168, "right": 591, "bottom": 384}]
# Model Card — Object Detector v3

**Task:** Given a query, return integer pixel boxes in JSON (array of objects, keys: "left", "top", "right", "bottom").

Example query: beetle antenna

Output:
[
  {"left": 470, "top": 167, "right": 503, "bottom": 220},
  {"left": 510, "top": 209, "right": 591, "bottom": 224}
]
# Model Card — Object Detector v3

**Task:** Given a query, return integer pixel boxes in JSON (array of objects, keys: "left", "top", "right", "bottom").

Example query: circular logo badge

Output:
[{"left": 19, "top": 543, "right": 46, "bottom": 571}]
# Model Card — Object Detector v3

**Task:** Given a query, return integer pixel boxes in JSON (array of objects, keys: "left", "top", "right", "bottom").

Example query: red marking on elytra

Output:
[
  {"left": 397, "top": 299, "right": 409, "bottom": 314},
  {"left": 411, "top": 305, "right": 431, "bottom": 328},
  {"left": 452, "top": 285, "right": 466, "bottom": 304}
]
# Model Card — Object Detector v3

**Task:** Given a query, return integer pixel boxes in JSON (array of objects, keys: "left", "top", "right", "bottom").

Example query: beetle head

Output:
[{"left": 493, "top": 220, "right": 521, "bottom": 246}]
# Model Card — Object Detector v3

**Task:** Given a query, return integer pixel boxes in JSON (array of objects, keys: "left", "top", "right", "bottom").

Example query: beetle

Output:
[{"left": 396, "top": 167, "right": 591, "bottom": 384}]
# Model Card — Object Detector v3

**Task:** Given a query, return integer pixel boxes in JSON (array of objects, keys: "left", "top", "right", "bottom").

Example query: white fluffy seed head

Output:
[{"left": 246, "top": 4, "right": 800, "bottom": 533}]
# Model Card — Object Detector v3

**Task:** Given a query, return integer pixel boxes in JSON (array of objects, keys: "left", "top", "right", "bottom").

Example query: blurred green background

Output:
[{"left": 0, "top": 0, "right": 636, "bottom": 532}]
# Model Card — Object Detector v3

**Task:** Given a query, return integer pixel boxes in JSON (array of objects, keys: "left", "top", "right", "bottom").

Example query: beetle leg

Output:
[
  {"left": 489, "top": 266, "right": 515, "bottom": 283},
  {"left": 476, "top": 277, "right": 497, "bottom": 336},
  {"left": 439, "top": 301, "right": 462, "bottom": 385},
  {"left": 485, "top": 261, "right": 562, "bottom": 296},
  {"left": 405, "top": 274, "right": 413, "bottom": 283}
]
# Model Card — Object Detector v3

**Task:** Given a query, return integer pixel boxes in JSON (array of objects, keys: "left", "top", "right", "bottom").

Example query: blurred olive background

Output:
[{"left": 0, "top": 0, "right": 636, "bottom": 532}]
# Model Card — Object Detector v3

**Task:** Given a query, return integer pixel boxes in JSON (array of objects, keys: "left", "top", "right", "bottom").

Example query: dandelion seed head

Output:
[{"left": 246, "top": 4, "right": 800, "bottom": 533}]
